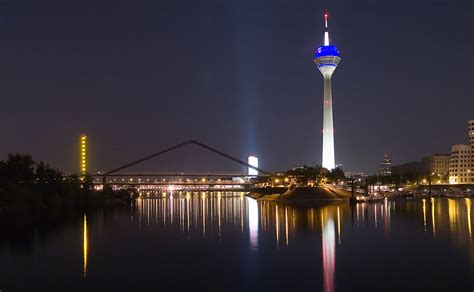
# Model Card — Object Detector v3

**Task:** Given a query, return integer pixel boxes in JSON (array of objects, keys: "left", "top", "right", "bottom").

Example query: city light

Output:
[
  {"left": 80, "top": 134, "right": 87, "bottom": 175},
  {"left": 248, "top": 155, "right": 259, "bottom": 176}
]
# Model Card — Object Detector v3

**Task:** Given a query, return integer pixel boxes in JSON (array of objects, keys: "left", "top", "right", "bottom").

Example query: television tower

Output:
[{"left": 314, "top": 13, "right": 341, "bottom": 170}]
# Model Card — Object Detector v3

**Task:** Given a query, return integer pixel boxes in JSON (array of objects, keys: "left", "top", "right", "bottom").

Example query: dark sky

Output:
[{"left": 0, "top": 0, "right": 473, "bottom": 175}]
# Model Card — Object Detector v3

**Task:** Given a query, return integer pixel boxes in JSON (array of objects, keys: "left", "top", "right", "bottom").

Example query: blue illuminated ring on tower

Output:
[
  {"left": 314, "top": 45, "right": 341, "bottom": 68},
  {"left": 315, "top": 45, "right": 340, "bottom": 58}
]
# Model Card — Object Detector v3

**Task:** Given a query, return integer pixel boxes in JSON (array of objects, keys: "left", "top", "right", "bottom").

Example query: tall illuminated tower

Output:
[
  {"left": 314, "top": 13, "right": 341, "bottom": 170},
  {"left": 80, "top": 134, "right": 87, "bottom": 175}
]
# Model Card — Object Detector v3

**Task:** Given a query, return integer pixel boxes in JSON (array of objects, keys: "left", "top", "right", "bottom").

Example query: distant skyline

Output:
[{"left": 0, "top": 0, "right": 472, "bottom": 174}]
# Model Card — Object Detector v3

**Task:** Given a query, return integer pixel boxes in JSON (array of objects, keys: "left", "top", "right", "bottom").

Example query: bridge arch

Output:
[{"left": 104, "top": 140, "right": 272, "bottom": 176}]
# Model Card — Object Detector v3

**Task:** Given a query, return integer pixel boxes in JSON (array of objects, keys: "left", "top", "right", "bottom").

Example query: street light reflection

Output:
[{"left": 128, "top": 193, "right": 474, "bottom": 280}]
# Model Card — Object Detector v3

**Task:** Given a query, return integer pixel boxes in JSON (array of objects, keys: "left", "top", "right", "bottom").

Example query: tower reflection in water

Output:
[
  {"left": 109, "top": 192, "right": 474, "bottom": 289},
  {"left": 321, "top": 211, "right": 335, "bottom": 292}
]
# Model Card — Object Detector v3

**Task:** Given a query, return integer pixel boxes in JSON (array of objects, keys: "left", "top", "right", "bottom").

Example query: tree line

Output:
[{"left": 0, "top": 153, "right": 96, "bottom": 209}]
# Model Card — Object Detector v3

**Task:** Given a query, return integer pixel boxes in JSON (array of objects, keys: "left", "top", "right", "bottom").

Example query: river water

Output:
[{"left": 1, "top": 193, "right": 473, "bottom": 291}]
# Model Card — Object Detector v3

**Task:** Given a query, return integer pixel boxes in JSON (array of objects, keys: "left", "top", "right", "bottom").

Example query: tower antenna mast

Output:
[{"left": 324, "top": 13, "right": 330, "bottom": 46}]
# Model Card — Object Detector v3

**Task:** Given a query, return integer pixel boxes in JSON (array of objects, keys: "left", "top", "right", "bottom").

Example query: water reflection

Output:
[
  {"left": 422, "top": 198, "right": 427, "bottom": 231},
  {"left": 130, "top": 192, "right": 474, "bottom": 282},
  {"left": 322, "top": 211, "right": 335, "bottom": 292},
  {"left": 83, "top": 214, "right": 88, "bottom": 278},
  {"left": 1, "top": 193, "right": 474, "bottom": 290},
  {"left": 248, "top": 197, "right": 259, "bottom": 250},
  {"left": 432, "top": 197, "right": 436, "bottom": 236},
  {"left": 132, "top": 194, "right": 474, "bottom": 255},
  {"left": 467, "top": 198, "right": 472, "bottom": 239}
]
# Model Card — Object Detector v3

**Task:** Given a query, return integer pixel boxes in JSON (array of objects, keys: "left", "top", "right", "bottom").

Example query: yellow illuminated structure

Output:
[{"left": 80, "top": 134, "right": 87, "bottom": 175}]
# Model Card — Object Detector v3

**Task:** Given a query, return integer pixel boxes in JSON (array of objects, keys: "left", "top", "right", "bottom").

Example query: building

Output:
[
  {"left": 248, "top": 155, "right": 259, "bottom": 176},
  {"left": 389, "top": 120, "right": 473, "bottom": 184},
  {"left": 391, "top": 161, "right": 424, "bottom": 176},
  {"left": 422, "top": 154, "right": 450, "bottom": 176},
  {"left": 314, "top": 13, "right": 341, "bottom": 170},
  {"left": 378, "top": 153, "right": 392, "bottom": 176},
  {"left": 470, "top": 120, "right": 474, "bottom": 147},
  {"left": 391, "top": 154, "right": 449, "bottom": 183},
  {"left": 449, "top": 145, "right": 472, "bottom": 184},
  {"left": 448, "top": 120, "right": 474, "bottom": 184}
]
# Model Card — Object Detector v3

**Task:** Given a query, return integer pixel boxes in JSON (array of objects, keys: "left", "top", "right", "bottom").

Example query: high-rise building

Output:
[
  {"left": 448, "top": 120, "right": 474, "bottom": 184},
  {"left": 314, "top": 13, "right": 341, "bottom": 170},
  {"left": 80, "top": 134, "right": 87, "bottom": 175},
  {"left": 469, "top": 120, "right": 474, "bottom": 147},
  {"left": 449, "top": 144, "right": 472, "bottom": 184},
  {"left": 422, "top": 154, "right": 450, "bottom": 177},
  {"left": 248, "top": 155, "right": 259, "bottom": 176},
  {"left": 378, "top": 153, "right": 392, "bottom": 176}
]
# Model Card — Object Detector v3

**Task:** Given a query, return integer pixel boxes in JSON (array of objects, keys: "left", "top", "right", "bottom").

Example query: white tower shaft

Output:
[{"left": 322, "top": 73, "right": 335, "bottom": 170}]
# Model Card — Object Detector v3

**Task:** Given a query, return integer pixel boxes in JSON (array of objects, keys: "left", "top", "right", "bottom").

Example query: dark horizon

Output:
[{"left": 0, "top": 0, "right": 473, "bottom": 175}]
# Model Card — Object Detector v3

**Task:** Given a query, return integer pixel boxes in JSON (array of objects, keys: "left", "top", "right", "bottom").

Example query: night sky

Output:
[{"left": 0, "top": 0, "right": 472, "bottom": 174}]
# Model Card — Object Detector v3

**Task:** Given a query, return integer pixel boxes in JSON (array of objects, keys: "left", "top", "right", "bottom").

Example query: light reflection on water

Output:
[
  {"left": 83, "top": 214, "right": 88, "bottom": 278},
  {"left": 127, "top": 194, "right": 473, "bottom": 290},
  {"left": 2, "top": 193, "right": 474, "bottom": 290}
]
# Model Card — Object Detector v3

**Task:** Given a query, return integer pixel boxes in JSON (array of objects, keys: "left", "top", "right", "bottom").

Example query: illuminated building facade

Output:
[
  {"left": 449, "top": 145, "right": 472, "bottom": 184},
  {"left": 449, "top": 120, "right": 474, "bottom": 184},
  {"left": 422, "top": 154, "right": 450, "bottom": 177},
  {"left": 248, "top": 155, "right": 259, "bottom": 176},
  {"left": 470, "top": 120, "right": 474, "bottom": 147},
  {"left": 80, "top": 134, "right": 87, "bottom": 175},
  {"left": 314, "top": 13, "right": 340, "bottom": 170},
  {"left": 378, "top": 153, "right": 392, "bottom": 176}
]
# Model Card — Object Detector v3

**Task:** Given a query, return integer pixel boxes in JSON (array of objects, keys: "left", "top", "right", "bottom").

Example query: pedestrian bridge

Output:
[{"left": 93, "top": 140, "right": 272, "bottom": 191}]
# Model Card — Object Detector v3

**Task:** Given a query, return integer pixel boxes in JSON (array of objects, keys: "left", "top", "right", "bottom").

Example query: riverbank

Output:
[{"left": 248, "top": 186, "right": 352, "bottom": 205}]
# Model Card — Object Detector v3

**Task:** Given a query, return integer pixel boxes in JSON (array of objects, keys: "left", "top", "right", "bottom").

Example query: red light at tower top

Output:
[{"left": 324, "top": 13, "right": 328, "bottom": 28}]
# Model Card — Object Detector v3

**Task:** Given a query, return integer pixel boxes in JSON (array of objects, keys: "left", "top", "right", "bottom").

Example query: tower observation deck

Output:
[{"left": 314, "top": 13, "right": 341, "bottom": 170}]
